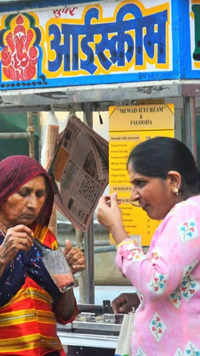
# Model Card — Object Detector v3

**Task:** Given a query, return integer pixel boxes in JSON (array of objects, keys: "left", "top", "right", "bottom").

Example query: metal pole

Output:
[
  {"left": 82, "top": 103, "right": 95, "bottom": 304},
  {"left": 66, "top": 110, "right": 88, "bottom": 303},
  {"left": 183, "top": 96, "right": 197, "bottom": 161},
  {"left": 83, "top": 222, "right": 95, "bottom": 304},
  {"left": 75, "top": 228, "right": 86, "bottom": 304},
  {"left": 174, "top": 97, "right": 183, "bottom": 141}
]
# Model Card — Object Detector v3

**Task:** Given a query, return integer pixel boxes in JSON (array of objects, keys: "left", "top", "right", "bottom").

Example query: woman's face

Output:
[
  {"left": 128, "top": 162, "right": 177, "bottom": 220},
  {"left": 0, "top": 175, "right": 47, "bottom": 228}
]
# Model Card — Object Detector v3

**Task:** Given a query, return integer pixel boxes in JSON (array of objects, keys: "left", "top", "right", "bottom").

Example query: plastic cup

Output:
[{"left": 41, "top": 248, "right": 74, "bottom": 293}]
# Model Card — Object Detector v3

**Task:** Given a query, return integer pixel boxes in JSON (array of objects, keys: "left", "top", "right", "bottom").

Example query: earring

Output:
[{"left": 173, "top": 187, "right": 179, "bottom": 196}]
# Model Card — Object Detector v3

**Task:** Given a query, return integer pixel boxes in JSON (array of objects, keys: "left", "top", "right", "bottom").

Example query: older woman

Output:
[
  {"left": 97, "top": 137, "right": 200, "bottom": 356},
  {"left": 0, "top": 155, "right": 85, "bottom": 356}
]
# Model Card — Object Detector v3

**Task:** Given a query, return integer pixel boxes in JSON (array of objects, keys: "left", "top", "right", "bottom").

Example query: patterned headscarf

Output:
[{"left": 0, "top": 155, "right": 54, "bottom": 228}]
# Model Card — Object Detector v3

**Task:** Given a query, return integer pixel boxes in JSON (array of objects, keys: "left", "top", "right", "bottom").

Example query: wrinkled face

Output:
[
  {"left": 128, "top": 162, "right": 177, "bottom": 220},
  {"left": 0, "top": 175, "right": 47, "bottom": 228}
]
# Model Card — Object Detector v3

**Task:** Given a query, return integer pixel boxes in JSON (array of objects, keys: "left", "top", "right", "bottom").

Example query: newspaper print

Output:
[{"left": 48, "top": 115, "right": 109, "bottom": 231}]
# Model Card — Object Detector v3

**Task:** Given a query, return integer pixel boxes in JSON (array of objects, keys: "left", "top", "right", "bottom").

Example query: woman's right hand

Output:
[
  {"left": 112, "top": 292, "right": 140, "bottom": 314},
  {"left": 0, "top": 224, "right": 33, "bottom": 265}
]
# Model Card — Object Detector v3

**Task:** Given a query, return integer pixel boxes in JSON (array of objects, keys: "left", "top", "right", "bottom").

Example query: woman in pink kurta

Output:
[{"left": 97, "top": 136, "right": 200, "bottom": 356}]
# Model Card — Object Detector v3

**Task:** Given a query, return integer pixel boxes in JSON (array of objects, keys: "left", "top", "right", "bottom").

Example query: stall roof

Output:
[
  {"left": 0, "top": 80, "right": 182, "bottom": 112},
  {"left": 0, "top": 80, "right": 199, "bottom": 113}
]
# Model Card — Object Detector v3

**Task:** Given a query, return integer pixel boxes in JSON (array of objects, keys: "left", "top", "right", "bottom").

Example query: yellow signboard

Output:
[
  {"left": 109, "top": 104, "right": 174, "bottom": 246},
  {"left": 109, "top": 104, "right": 174, "bottom": 131}
]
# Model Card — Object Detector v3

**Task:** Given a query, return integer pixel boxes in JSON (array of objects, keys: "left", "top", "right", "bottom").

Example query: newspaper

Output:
[{"left": 48, "top": 115, "right": 109, "bottom": 231}]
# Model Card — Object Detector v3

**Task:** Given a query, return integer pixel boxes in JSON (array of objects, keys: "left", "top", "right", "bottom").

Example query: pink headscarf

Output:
[{"left": 0, "top": 155, "right": 54, "bottom": 228}]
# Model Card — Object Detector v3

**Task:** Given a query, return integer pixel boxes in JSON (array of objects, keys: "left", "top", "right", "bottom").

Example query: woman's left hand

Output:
[
  {"left": 64, "top": 240, "right": 86, "bottom": 274},
  {"left": 97, "top": 193, "right": 128, "bottom": 244},
  {"left": 97, "top": 193, "right": 123, "bottom": 231}
]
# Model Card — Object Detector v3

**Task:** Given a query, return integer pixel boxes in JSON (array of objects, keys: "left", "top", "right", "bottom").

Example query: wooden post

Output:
[
  {"left": 27, "top": 112, "right": 35, "bottom": 158},
  {"left": 42, "top": 110, "right": 59, "bottom": 236}
]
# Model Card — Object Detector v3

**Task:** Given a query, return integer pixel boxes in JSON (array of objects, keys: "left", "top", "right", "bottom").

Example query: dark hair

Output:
[{"left": 127, "top": 136, "right": 200, "bottom": 197}]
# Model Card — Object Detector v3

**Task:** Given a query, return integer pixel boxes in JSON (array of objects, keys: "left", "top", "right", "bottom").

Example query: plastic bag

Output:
[{"left": 115, "top": 311, "right": 135, "bottom": 356}]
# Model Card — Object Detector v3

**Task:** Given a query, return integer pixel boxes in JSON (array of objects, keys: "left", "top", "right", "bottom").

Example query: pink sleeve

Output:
[{"left": 116, "top": 202, "right": 200, "bottom": 302}]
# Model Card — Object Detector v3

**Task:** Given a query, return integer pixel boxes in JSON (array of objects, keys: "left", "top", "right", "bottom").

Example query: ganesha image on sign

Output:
[{"left": 1, "top": 14, "right": 38, "bottom": 81}]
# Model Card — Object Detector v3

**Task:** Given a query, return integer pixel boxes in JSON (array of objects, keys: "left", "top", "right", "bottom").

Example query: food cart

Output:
[{"left": 0, "top": 0, "right": 200, "bottom": 352}]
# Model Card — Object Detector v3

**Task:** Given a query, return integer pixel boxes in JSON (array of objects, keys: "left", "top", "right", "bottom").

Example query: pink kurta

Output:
[{"left": 116, "top": 195, "right": 200, "bottom": 356}]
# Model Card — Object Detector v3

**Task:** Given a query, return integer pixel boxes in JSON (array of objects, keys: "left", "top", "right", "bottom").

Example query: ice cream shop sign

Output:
[{"left": 0, "top": 0, "right": 199, "bottom": 91}]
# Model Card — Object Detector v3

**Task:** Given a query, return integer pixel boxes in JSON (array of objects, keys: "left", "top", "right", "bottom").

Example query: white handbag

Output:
[{"left": 115, "top": 311, "right": 135, "bottom": 356}]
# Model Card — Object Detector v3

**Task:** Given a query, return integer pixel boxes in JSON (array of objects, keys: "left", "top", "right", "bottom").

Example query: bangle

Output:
[
  {"left": 117, "top": 236, "right": 141, "bottom": 249},
  {"left": 117, "top": 239, "right": 133, "bottom": 249}
]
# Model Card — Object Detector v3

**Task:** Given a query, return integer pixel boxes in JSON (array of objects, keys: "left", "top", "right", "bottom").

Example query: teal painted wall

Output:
[{"left": 0, "top": 113, "right": 39, "bottom": 160}]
